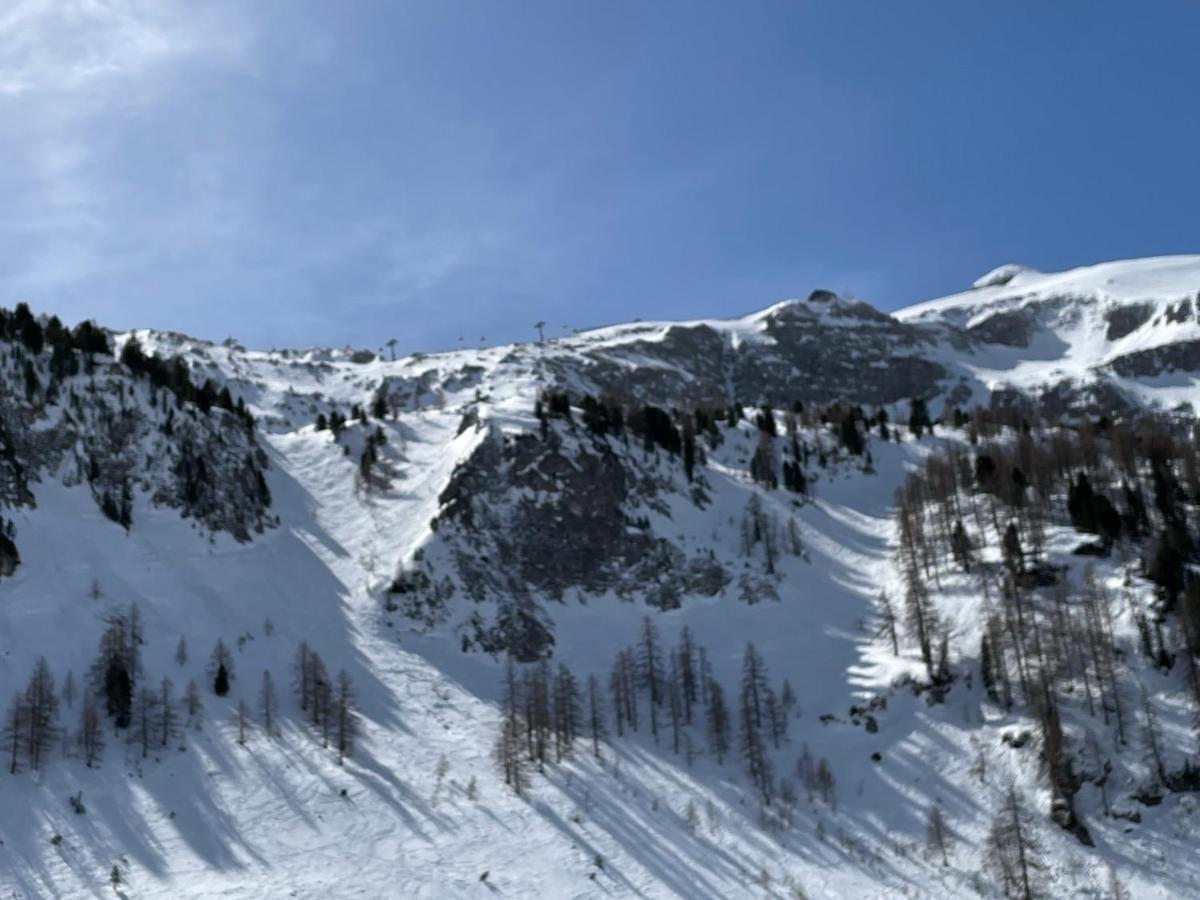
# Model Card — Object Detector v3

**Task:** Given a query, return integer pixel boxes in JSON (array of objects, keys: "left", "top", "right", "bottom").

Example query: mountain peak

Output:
[{"left": 971, "top": 263, "right": 1035, "bottom": 289}]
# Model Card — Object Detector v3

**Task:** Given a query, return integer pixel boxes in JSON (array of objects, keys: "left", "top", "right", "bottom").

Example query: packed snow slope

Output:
[{"left": 1, "top": 255, "right": 1199, "bottom": 899}]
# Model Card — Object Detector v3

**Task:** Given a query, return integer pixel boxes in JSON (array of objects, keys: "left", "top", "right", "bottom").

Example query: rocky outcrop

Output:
[
  {"left": 1104, "top": 303, "right": 1154, "bottom": 340},
  {"left": 739, "top": 301, "right": 948, "bottom": 405},
  {"left": 1108, "top": 340, "right": 1200, "bottom": 377},
  {"left": 536, "top": 296, "right": 952, "bottom": 409},
  {"left": 427, "top": 423, "right": 731, "bottom": 658},
  {"left": 968, "top": 309, "right": 1035, "bottom": 347},
  {"left": 0, "top": 326, "right": 274, "bottom": 548},
  {"left": 564, "top": 324, "right": 731, "bottom": 408},
  {"left": 438, "top": 428, "right": 727, "bottom": 603}
]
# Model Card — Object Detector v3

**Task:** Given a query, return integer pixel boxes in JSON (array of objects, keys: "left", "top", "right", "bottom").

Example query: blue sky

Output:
[{"left": 2, "top": 2, "right": 1198, "bottom": 353}]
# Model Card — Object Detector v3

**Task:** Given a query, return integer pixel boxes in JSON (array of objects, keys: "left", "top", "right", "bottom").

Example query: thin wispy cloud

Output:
[{"left": 0, "top": 1, "right": 255, "bottom": 298}]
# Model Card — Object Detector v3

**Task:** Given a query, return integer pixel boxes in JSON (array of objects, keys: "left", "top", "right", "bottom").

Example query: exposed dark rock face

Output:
[
  {"left": 563, "top": 324, "right": 731, "bottom": 408},
  {"left": 431, "top": 425, "right": 730, "bottom": 657},
  {"left": 0, "top": 330, "right": 274, "bottom": 552},
  {"left": 1108, "top": 340, "right": 1200, "bottom": 377},
  {"left": 438, "top": 429, "right": 727, "bottom": 603},
  {"left": 1030, "top": 380, "right": 1135, "bottom": 421},
  {"left": 742, "top": 302, "right": 947, "bottom": 405},
  {"left": 1163, "top": 297, "right": 1195, "bottom": 325},
  {"left": 538, "top": 297, "right": 951, "bottom": 408},
  {"left": 1104, "top": 303, "right": 1155, "bottom": 340},
  {"left": 968, "top": 310, "right": 1035, "bottom": 347},
  {"left": 0, "top": 412, "right": 34, "bottom": 510}
]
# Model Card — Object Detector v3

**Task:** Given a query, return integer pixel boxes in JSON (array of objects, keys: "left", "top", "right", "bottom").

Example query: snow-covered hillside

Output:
[
  {"left": 3, "top": 257, "right": 1200, "bottom": 899},
  {"left": 896, "top": 255, "right": 1200, "bottom": 414}
]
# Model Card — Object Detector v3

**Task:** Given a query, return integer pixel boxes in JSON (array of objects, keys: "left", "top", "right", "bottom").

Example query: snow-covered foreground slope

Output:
[
  {"left": 0, "top": 397, "right": 906, "bottom": 898},
  {"left": 2, "top": 403, "right": 1192, "bottom": 899}
]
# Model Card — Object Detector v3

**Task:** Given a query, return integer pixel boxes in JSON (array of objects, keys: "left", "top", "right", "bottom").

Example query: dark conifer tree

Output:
[
  {"left": 22, "top": 657, "right": 58, "bottom": 771},
  {"left": 4, "top": 692, "right": 25, "bottom": 775},
  {"left": 335, "top": 670, "right": 356, "bottom": 763},
  {"left": 738, "top": 676, "right": 773, "bottom": 805},
  {"left": 984, "top": 784, "right": 1045, "bottom": 900},
  {"left": 637, "top": 617, "right": 664, "bottom": 741},
  {"left": 259, "top": 671, "right": 277, "bottom": 736},
  {"left": 131, "top": 686, "right": 159, "bottom": 758},
  {"left": 586, "top": 673, "right": 606, "bottom": 759},
  {"left": 705, "top": 679, "right": 731, "bottom": 764},
  {"left": 158, "top": 677, "right": 178, "bottom": 748},
  {"left": 209, "top": 639, "right": 234, "bottom": 696},
  {"left": 552, "top": 663, "right": 580, "bottom": 762},
  {"left": 79, "top": 694, "right": 104, "bottom": 768},
  {"left": 184, "top": 679, "right": 203, "bottom": 727}
]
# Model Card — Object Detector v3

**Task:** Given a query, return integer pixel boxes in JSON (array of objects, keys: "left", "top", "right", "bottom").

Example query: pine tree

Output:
[
  {"left": 79, "top": 693, "right": 104, "bottom": 768},
  {"left": 925, "top": 802, "right": 950, "bottom": 865},
  {"left": 22, "top": 657, "right": 58, "bottom": 770},
  {"left": 295, "top": 641, "right": 315, "bottom": 713},
  {"left": 705, "top": 679, "right": 731, "bottom": 764},
  {"left": 237, "top": 699, "right": 250, "bottom": 745},
  {"left": 184, "top": 679, "right": 203, "bottom": 726},
  {"left": 738, "top": 677, "right": 773, "bottom": 805},
  {"left": 1002, "top": 522, "right": 1025, "bottom": 575},
  {"left": 4, "top": 692, "right": 26, "bottom": 774},
  {"left": 903, "top": 569, "right": 939, "bottom": 679},
  {"left": 131, "top": 686, "right": 159, "bottom": 758},
  {"left": 608, "top": 651, "right": 626, "bottom": 737},
  {"left": 502, "top": 654, "right": 521, "bottom": 734},
  {"left": 335, "top": 670, "right": 356, "bottom": 763},
  {"left": 62, "top": 670, "right": 75, "bottom": 711},
  {"left": 677, "top": 626, "right": 698, "bottom": 724},
  {"left": 92, "top": 610, "right": 138, "bottom": 728},
  {"left": 494, "top": 715, "right": 528, "bottom": 796},
  {"left": 981, "top": 634, "right": 1000, "bottom": 704},
  {"left": 950, "top": 519, "right": 973, "bottom": 571},
  {"left": 158, "top": 677, "right": 178, "bottom": 748},
  {"left": 1140, "top": 685, "right": 1167, "bottom": 785},
  {"left": 586, "top": 673, "right": 606, "bottom": 759},
  {"left": 259, "top": 670, "right": 277, "bottom": 736},
  {"left": 814, "top": 757, "right": 837, "bottom": 811},
  {"left": 637, "top": 616, "right": 664, "bottom": 742},
  {"left": 315, "top": 674, "right": 333, "bottom": 748},
  {"left": 780, "top": 679, "right": 797, "bottom": 717},
  {"left": 209, "top": 639, "right": 234, "bottom": 696},
  {"left": 876, "top": 591, "right": 899, "bottom": 655},
  {"left": 740, "top": 643, "right": 769, "bottom": 731},
  {"left": 175, "top": 637, "right": 188, "bottom": 666},
  {"left": 551, "top": 664, "right": 580, "bottom": 762},
  {"left": 667, "top": 661, "right": 683, "bottom": 755},
  {"left": 764, "top": 686, "right": 787, "bottom": 748},
  {"left": 908, "top": 397, "right": 931, "bottom": 438},
  {"left": 984, "top": 784, "right": 1046, "bottom": 900}
]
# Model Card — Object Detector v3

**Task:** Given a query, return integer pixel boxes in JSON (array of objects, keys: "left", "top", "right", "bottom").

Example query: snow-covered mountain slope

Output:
[
  {"left": 132, "top": 255, "right": 1200, "bottom": 430},
  {"left": 0, "top": 373, "right": 916, "bottom": 898},
  {"left": 3, "top": 257, "right": 1200, "bottom": 899},
  {"left": 896, "top": 255, "right": 1200, "bottom": 413}
]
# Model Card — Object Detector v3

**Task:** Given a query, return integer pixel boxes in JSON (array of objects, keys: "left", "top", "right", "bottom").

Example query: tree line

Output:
[
  {"left": 892, "top": 405, "right": 1200, "bottom": 846},
  {"left": 494, "top": 616, "right": 839, "bottom": 827},
  {"left": 3, "top": 602, "right": 359, "bottom": 775}
]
